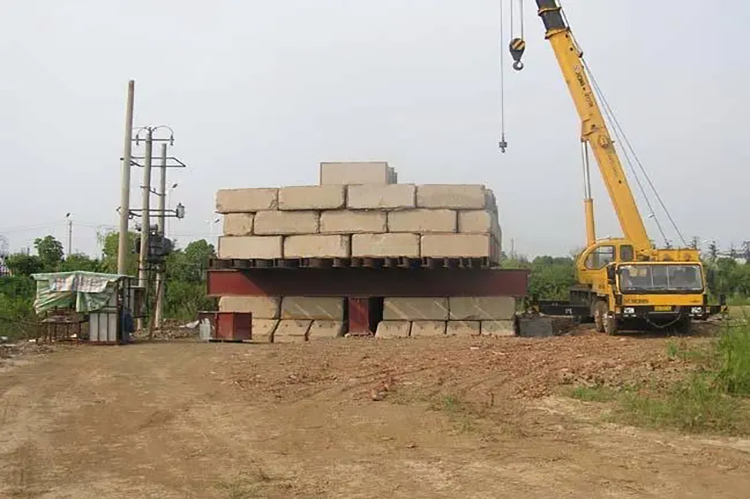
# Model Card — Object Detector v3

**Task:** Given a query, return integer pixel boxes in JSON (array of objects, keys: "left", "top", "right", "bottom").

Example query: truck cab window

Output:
[
  {"left": 585, "top": 245, "right": 615, "bottom": 270},
  {"left": 620, "top": 245, "right": 634, "bottom": 262}
]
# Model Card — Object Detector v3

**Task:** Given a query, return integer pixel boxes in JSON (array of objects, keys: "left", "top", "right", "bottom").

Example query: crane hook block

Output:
[
  {"left": 499, "top": 137, "right": 508, "bottom": 153},
  {"left": 509, "top": 37, "right": 526, "bottom": 71}
]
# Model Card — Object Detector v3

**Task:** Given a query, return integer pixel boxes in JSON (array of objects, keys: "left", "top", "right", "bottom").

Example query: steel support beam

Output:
[{"left": 207, "top": 268, "right": 529, "bottom": 298}]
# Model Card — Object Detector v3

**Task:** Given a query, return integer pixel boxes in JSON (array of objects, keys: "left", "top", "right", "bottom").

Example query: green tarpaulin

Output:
[{"left": 31, "top": 271, "right": 126, "bottom": 315}]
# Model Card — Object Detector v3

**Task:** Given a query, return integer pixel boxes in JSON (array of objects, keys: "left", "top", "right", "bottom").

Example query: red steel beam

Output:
[{"left": 207, "top": 268, "right": 528, "bottom": 298}]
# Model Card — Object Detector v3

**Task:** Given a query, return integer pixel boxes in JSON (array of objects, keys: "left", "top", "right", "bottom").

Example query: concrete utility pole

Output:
[
  {"left": 129, "top": 125, "right": 185, "bottom": 333},
  {"left": 154, "top": 143, "right": 168, "bottom": 328},
  {"left": 118, "top": 80, "right": 135, "bottom": 275},
  {"left": 66, "top": 213, "right": 73, "bottom": 256},
  {"left": 138, "top": 128, "right": 154, "bottom": 290}
]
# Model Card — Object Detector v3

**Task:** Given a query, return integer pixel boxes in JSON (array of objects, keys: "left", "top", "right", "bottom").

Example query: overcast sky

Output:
[{"left": 0, "top": 0, "right": 746, "bottom": 258}]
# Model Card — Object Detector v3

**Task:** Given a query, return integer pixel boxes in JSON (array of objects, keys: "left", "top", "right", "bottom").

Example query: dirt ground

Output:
[{"left": 1, "top": 331, "right": 749, "bottom": 498}]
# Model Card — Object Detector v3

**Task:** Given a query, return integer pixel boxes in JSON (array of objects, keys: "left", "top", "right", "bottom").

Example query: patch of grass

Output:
[
  {"left": 567, "top": 385, "right": 617, "bottom": 403},
  {"left": 566, "top": 325, "right": 750, "bottom": 435},
  {"left": 430, "top": 394, "right": 480, "bottom": 433},
  {"left": 665, "top": 339, "right": 713, "bottom": 365},
  {"left": 619, "top": 374, "right": 739, "bottom": 434},
  {"left": 717, "top": 324, "right": 750, "bottom": 395},
  {"left": 216, "top": 469, "right": 289, "bottom": 499}
]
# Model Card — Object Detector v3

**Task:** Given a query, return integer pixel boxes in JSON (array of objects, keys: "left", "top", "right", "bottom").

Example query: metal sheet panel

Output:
[
  {"left": 89, "top": 314, "right": 100, "bottom": 342},
  {"left": 107, "top": 313, "right": 118, "bottom": 342},
  {"left": 207, "top": 268, "right": 528, "bottom": 298}
]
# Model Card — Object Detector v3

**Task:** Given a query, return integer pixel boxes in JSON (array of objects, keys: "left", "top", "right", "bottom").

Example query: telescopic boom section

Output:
[{"left": 535, "top": 0, "right": 652, "bottom": 254}]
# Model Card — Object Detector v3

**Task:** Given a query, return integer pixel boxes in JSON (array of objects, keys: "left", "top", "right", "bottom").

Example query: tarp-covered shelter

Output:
[{"left": 31, "top": 271, "right": 127, "bottom": 315}]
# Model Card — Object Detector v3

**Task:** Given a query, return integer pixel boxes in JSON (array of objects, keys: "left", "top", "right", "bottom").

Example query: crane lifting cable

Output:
[
  {"left": 499, "top": 0, "right": 508, "bottom": 152},
  {"left": 509, "top": 0, "right": 526, "bottom": 71}
]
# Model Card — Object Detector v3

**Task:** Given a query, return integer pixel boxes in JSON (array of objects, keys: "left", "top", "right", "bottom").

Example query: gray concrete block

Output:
[
  {"left": 284, "top": 235, "right": 350, "bottom": 258},
  {"left": 420, "top": 234, "right": 495, "bottom": 259},
  {"left": 308, "top": 320, "right": 345, "bottom": 340},
  {"left": 274, "top": 320, "right": 312, "bottom": 343},
  {"left": 254, "top": 211, "right": 320, "bottom": 235},
  {"left": 458, "top": 210, "right": 500, "bottom": 235},
  {"left": 218, "top": 296, "right": 281, "bottom": 319},
  {"left": 375, "top": 321, "right": 412, "bottom": 339},
  {"left": 449, "top": 296, "right": 517, "bottom": 321},
  {"left": 446, "top": 321, "right": 481, "bottom": 337},
  {"left": 387, "top": 209, "right": 457, "bottom": 233},
  {"left": 517, "top": 317, "right": 554, "bottom": 337},
  {"left": 216, "top": 188, "right": 278, "bottom": 213},
  {"left": 251, "top": 319, "right": 279, "bottom": 343},
  {"left": 481, "top": 320, "right": 516, "bottom": 337},
  {"left": 320, "top": 211, "right": 387, "bottom": 234},
  {"left": 416, "top": 185, "right": 487, "bottom": 209},
  {"left": 347, "top": 184, "right": 415, "bottom": 210},
  {"left": 411, "top": 321, "right": 447, "bottom": 337},
  {"left": 281, "top": 297, "right": 345, "bottom": 320},
  {"left": 218, "top": 236, "right": 283, "bottom": 259},
  {"left": 352, "top": 233, "right": 420, "bottom": 258},
  {"left": 222, "top": 213, "right": 255, "bottom": 236},
  {"left": 278, "top": 185, "right": 346, "bottom": 211},
  {"left": 383, "top": 297, "right": 449, "bottom": 321},
  {"left": 320, "top": 161, "right": 394, "bottom": 185}
]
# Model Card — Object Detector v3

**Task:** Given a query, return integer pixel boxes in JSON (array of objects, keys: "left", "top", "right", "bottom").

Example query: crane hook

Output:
[{"left": 509, "top": 37, "right": 526, "bottom": 71}]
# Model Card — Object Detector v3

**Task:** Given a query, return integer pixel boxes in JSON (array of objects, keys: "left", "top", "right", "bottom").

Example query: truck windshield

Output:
[{"left": 618, "top": 264, "right": 703, "bottom": 293}]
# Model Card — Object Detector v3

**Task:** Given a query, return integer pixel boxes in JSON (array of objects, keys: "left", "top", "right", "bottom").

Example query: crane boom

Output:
[{"left": 535, "top": 0, "right": 651, "bottom": 255}]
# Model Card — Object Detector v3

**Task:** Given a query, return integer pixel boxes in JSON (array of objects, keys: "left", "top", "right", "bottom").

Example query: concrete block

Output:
[
  {"left": 416, "top": 185, "right": 486, "bottom": 209},
  {"left": 216, "top": 188, "right": 278, "bottom": 213},
  {"left": 387, "top": 209, "right": 456, "bottom": 233},
  {"left": 251, "top": 319, "right": 279, "bottom": 343},
  {"left": 254, "top": 211, "right": 319, "bottom": 235},
  {"left": 218, "top": 236, "right": 283, "bottom": 260},
  {"left": 352, "top": 233, "right": 420, "bottom": 258},
  {"left": 320, "top": 161, "right": 394, "bottom": 185},
  {"left": 222, "top": 213, "right": 255, "bottom": 236},
  {"left": 481, "top": 320, "right": 516, "bottom": 337},
  {"left": 449, "top": 296, "right": 517, "bottom": 321},
  {"left": 420, "top": 234, "right": 494, "bottom": 259},
  {"left": 278, "top": 185, "right": 346, "bottom": 211},
  {"left": 383, "top": 297, "right": 449, "bottom": 321},
  {"left": 484, "top": 189, "right": 499, "bottom": 213},
  {"left": 347, "top": 184, "right": 415, "bottom": 210},
  {"left": 446, "top": 321, "right": 481, "bottom": 337},
  {"left": 458, "top": 210, "right": 500, "bottom": 235},
  {"left": 274, "top": 320, "right": 312, "bottom": 343},
  {"left": 411, "top": 321, "right": 447, "bottom": 337},
  {"left": 284, "top": 235, "right": 350, "bottom": 258},
  {"left": 218, "top": 296, "right": 281, "bottom": 319},
  {"left": 320, "top": 211, "right": 387, "bottom": 234},
  {"left": 308, "top": 320, "right": 345, "bottom": 340},
  {"left": 517, "top": 317, "right": 554, "bottom": 337},
  {"left": 281, "top": 297, "right": 345, "bottom": 320},
  {"left": 375, "top": 321, "right": 412, "bottom": 339}
]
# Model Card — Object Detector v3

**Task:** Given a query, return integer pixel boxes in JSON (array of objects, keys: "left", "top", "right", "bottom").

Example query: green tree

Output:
[
  {"left": 164, "top": 239, "right": 217, "bottom": 321},
  {"left": 528, "top": 256, "right": 577, "bottom": 301},
  {"left": 34, "top": 236, "right": 64, "bottom": 271},
  {"left": 0, "top": 275, "right": 37, "bottom": 338},
  {"left": 5, "top": 253, "right": 45, "bottom": 276},
  {"left": 59, "top": 253, "right": 102, "bottom": 273},
  {"left": 99, "top": 231, "right": 138, "bottom": 275}
]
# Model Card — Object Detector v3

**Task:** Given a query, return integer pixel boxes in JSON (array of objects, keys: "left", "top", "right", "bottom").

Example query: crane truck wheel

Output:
[
  {"left": 604, "top": 314, "right": 618, "bottom": 336},
  {"left": 593, "top": 301, "right": 607, "bottom": 333}
]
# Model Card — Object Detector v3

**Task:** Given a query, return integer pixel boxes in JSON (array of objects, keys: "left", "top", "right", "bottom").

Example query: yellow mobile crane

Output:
[{"left": 511, "top": 0, "right": 726, "bottom": 334}]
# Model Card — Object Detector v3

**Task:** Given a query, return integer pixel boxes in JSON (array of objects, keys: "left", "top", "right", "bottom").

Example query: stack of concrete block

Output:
[
  {"left": 216, "top": 162, "right": 501, "bottom": 263},
  {"left": 219, "top": 296, "right": 345, "bottom": 343},
  {"left": 375, "top": 296, "right": 516, "bottom": 339},
  {"left": 214, "top": 162, "right": 512, "bottom": 343}
]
